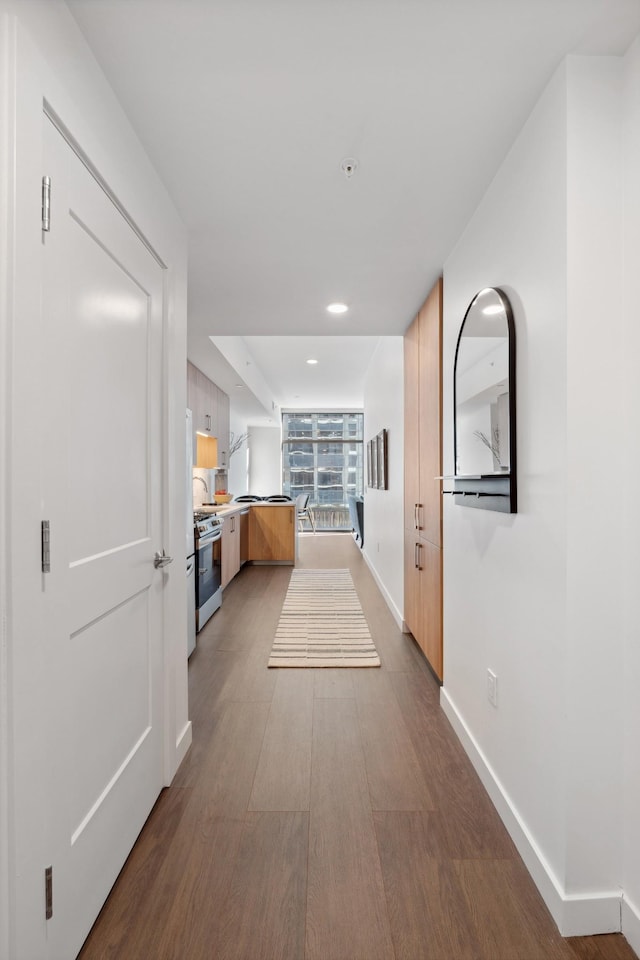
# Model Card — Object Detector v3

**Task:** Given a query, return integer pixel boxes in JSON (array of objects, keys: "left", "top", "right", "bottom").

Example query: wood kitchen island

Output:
[{"left": 199, "top": 501, "right": 297, "bottom": 589}]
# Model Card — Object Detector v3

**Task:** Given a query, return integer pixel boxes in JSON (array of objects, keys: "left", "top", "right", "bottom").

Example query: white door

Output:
[{"left": 42, "top": 116, "right": 166, "bottom": 959}]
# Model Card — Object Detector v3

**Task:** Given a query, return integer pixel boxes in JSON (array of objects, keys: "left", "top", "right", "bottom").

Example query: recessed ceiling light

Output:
[
  {"left": 326, "top": 302, "right": 348, "bottom": 315},
  {"left": 306, "top": 358, "right": 318, "bottom": 365},
  {"left": 482, "top": 304, "right": 503, "bottom": 316}
]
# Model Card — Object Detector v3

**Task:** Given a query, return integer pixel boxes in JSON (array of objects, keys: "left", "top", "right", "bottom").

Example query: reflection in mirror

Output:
[
  {"left": 455, "top": 288, "right": 511, "bottom": 475},
  {"left": 452, "top": 286, "right": 516, "bottom": 513}
]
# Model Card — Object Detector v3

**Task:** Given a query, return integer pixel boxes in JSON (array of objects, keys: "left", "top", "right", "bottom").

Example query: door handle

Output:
[
  {"left": 154, "top": 550, "right": 174, "bottom": 569},
  {"left": 415, "top": 542, "right": 422, "bottom": 571}
]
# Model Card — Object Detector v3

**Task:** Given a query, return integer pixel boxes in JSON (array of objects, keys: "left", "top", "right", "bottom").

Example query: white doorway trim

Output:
[{"left": 0, "top": 12, "right": 15, "bottom": 960}]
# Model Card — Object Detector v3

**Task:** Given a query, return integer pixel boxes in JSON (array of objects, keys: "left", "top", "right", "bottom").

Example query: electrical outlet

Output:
[{"left": 487, "top": 669, "right": 498, "bottom": 707}]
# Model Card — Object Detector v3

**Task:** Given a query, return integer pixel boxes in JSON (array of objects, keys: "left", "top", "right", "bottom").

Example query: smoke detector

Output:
[{"left": 341, "top": 157, "right": 358, "bottom": 179}]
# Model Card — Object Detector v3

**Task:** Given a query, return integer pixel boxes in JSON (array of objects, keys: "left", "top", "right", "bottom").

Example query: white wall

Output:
[
  {"left": 622, "top": 34, "right": 640, "bottom": 955},
  {"left": 227, "top": 408, "right": 250, "bottom": 497},
  {"left": 362, "top": 338, "right": 405, "bottom": 627},
  {"left": 441, "top": 51, "right": 639, "bottom": 938},
  {"left": 564, "top": 54, "right": 625, "bottom": 906},
  {"left": 248, "top": 425, "right": 282, "bottom": 496}
]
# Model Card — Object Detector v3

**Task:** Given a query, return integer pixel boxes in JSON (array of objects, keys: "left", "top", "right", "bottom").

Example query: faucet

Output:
[{"left": 193, "top": 476, "right": 208, "bottom": 498}]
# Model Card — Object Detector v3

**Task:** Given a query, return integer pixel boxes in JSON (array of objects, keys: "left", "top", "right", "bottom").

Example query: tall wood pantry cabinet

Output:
[{"left": 404, "top": 278, "right": 443, "bottom": 680}]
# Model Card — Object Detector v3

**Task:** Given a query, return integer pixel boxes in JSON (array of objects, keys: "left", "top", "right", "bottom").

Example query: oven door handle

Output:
[{"left": 196, "top": 532, "right": 222, "bottom": 547}]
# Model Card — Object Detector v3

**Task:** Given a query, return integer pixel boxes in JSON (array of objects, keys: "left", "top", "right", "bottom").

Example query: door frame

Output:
[
  {"left": 0, "top": 10, "right": 190, "bottom": 956},
  {"left": 0, "top": 12, "right": 14, "bottom": 960}
]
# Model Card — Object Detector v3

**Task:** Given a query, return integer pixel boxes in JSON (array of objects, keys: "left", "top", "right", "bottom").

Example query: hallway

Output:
[{"left": 79, "top": 535, "right": 637, "bottom": 960}]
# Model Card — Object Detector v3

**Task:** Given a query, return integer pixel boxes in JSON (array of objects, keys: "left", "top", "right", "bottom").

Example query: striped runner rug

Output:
[{"left": 268, "top": 568, "right": 380, "bottom": 668}]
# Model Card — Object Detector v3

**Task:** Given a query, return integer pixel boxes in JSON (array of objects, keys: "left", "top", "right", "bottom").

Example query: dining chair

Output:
[{"left": 296, "top": 493, "right": 316, "bottom": 533}]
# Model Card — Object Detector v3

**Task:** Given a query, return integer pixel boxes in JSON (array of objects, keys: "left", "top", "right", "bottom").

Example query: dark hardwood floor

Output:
[{"left": 79, "top": 534, "right": 638, "bottom": 960}]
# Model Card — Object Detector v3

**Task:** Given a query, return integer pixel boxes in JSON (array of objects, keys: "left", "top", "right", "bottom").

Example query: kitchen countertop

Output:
[{"left": 197, "top": 501, "right": 294, "bottom": 517}]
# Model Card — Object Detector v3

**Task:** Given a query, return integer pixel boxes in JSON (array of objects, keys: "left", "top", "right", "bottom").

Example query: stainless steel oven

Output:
[{"left": 194, "top": 515, "right": 223, "bottom": 631}]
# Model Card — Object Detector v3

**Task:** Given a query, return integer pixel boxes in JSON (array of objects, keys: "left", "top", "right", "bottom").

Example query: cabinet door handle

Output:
[
  {"left": 205, "top": 414, "right": 211, "bottom": 431},
  {"left": 414, "top": 542, "right": 422, "bottom": 571}
]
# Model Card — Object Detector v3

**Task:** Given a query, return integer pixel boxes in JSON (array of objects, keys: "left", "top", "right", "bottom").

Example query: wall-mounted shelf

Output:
[{"left": 438, "top": 474, "right": 514, "bottom": 513}]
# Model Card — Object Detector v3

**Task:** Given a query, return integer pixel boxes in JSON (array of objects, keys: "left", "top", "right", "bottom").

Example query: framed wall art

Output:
[
  {"left": 376, "top": 429, "right": 388, "bottom": 490},
  {"left": 366, "top": 429, "right": 388, "bottom": 490}
]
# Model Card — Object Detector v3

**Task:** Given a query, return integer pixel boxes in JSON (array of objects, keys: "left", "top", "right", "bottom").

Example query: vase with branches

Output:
[
  {"left": 228, "top": 431, "right": 249, "bottom": 459},
  {"left": 214, "top": 432, "right": 249, "bottom": 497},
  {"left": 473, "top": 428, "right": 501, "bottom": 466}
]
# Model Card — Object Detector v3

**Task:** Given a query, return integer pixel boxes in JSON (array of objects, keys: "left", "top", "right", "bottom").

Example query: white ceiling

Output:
[{"left": 67, "top": 0, "right": 640, "bottom": 422}]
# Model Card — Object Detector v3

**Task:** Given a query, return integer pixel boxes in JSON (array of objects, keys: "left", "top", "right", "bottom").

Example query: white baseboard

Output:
[
  {"left": 174, "top": 720, "right": 192, "bottom": 773},
  {"left": 623, "top": 895, "right": 640, "bottom": 956},
  {"left": 440, "top": 687, "right": 622, "bottom": 937},
  {"left": 361, "top": 549, "right": 404, "bottom": 630}
]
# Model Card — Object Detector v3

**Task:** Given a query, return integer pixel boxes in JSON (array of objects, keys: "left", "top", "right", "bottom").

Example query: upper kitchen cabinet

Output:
[
  {"left": 187, "top": 361, "right": 213, "bottom": 443},
  {"left": 187, "top": 361, "right": 230, "bottom": 470},
  {"left": 216, "top": 389, "right": 230, "bottom": 469}
]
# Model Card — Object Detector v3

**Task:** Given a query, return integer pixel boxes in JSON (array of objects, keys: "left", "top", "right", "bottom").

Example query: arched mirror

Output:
[{"left": 452, "top": 286, "right": 516, "bottom": 513}]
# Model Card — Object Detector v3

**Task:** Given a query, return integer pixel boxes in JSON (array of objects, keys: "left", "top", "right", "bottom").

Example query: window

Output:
[{"left": 282, "top": 412, "right": 364, "bottom": 530}]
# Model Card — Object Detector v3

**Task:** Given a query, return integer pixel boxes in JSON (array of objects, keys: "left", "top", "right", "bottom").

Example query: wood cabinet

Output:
[
  {"left": 221, "top": 512, "right": 241, "bottom": 588},
  {"left": 404, "top": 278, "right": 443, "bottom": 680},
  {"left": 216, "top": 389, "right": 229, "bottom": 469},
  {"left": 239, "top": 509, "right": 249, "bottom": 565},
  {"left": 186, "top": 361, "right": 230, "bottom": 470},
  {"left": 248, "top": 505, "right": 295, "bottom": 562}
]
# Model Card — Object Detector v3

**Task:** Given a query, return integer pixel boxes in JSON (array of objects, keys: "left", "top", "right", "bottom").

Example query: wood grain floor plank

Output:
[
  {"left": 306, "top": 697, "right": 395, "bottom": 960},
  {"left": 453, "top": 859, "right": 575, "bottom": 960},
  {"left": 220, "top": 639, "right": 279, "bottom": 703},
  {"left": 193, "top": 699, "right": 271, "bottom": 810},
  {"left": 567, "top": 935, "right": 640, "bottom": 960},
  {"left": 353, "top": 670, "right": 435, "bottom": 811},
  {"left": 77, "top": 786, "right": 194, "bottom": 959},
  {"left": 214, "top": 812, "right": 308, "bottom": 960},
  {"left": 249, "top": 670, "right": 314, "bottom": 811},
  {"left": 146, "top": 805, "right": 246, "bottom": 960},
  {"left": 390, "top": 670, "right": 516, "bottom": 859},
  {"left": 313, "top": 667, "right": 355, "bottom": 699},
  {"left": 373, "top": 810, "right": 483, "bottom": 960}
]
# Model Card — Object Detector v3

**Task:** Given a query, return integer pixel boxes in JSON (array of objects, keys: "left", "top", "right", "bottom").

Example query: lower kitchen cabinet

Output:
[
  {"left": 221, "top": 512, "right": 241, "bottom": 588},
  {"left": 248, "top": 505, "right": 295, "bottom": 562},
  {"left": 239, "top": 509, "right": 249, "bottom": 565}
]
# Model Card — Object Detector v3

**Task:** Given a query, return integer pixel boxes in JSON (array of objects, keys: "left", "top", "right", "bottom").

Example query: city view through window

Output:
[{"left": 282, "top": 412, "right": 364, "bottom": 531}]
